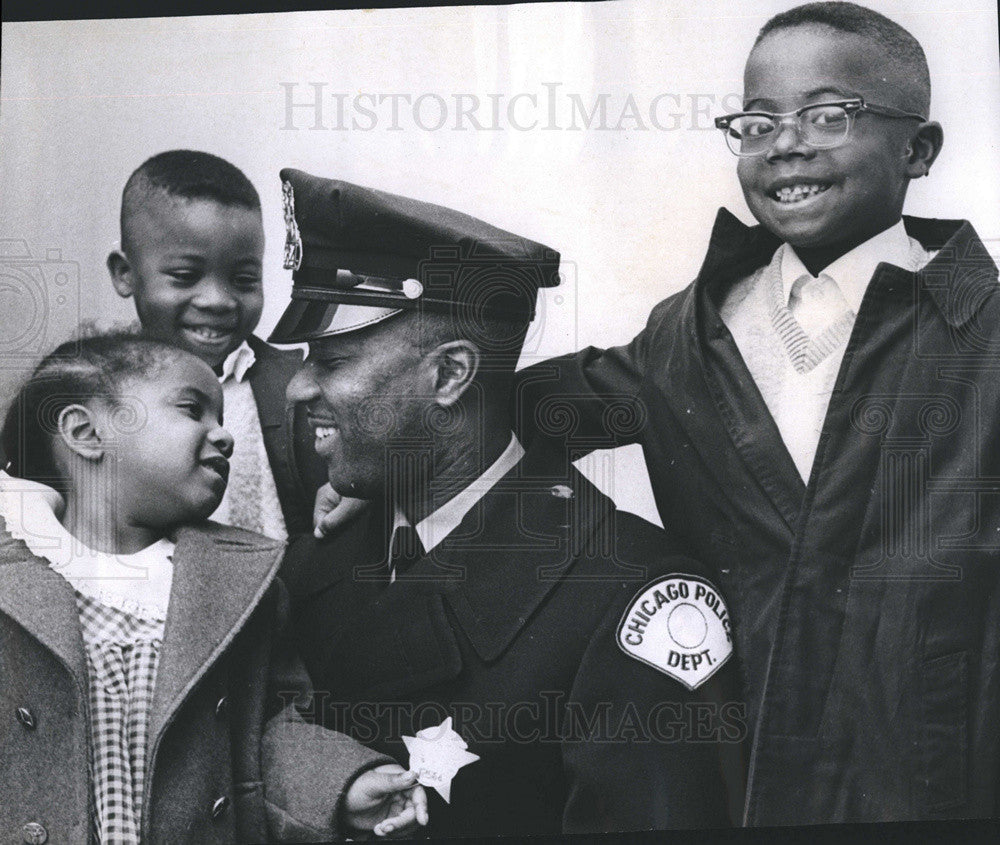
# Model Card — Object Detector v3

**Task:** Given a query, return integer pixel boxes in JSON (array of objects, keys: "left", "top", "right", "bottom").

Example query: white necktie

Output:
[
  {"left": 788, "top": 273, "right": 850, "bottom": 334},
  {"left": 771, "top": 271, "right": 855, "bottom": 374}
]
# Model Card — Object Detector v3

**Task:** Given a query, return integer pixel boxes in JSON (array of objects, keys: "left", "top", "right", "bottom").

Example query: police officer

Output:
[{"left": 272, "top": 169, "right": 744, "bottom": 836}]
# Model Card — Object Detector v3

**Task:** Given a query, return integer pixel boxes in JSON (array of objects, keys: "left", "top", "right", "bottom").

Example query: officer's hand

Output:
[
  {"left": 0, "top": 470, "right": 66, "bottom": 518},
  {"left": 343, "top": 764, "right": 429, "bottom": 837},
  {"left": 313, "top": 482, "right": 368, "bottom": 538}
]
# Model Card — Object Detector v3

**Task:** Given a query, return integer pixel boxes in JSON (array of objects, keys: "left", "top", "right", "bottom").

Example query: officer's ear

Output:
[
  {"left": 431, "top": 340, "right": 479, "bottom": 407},
  {"left": 107, "top": 249, "right": 135, "bottom": 298}
]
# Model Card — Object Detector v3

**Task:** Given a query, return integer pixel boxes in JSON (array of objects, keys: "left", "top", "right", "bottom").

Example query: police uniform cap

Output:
[{"left": 268, "top": 169, "right": 561, "bottom": 343}]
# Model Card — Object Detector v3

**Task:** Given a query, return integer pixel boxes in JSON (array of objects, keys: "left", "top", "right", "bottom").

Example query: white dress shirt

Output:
[
  {"left": 720, "top": 221, "right": 935, "bottom": 482},
  {"left": 389, "top": 434, "right": 525, "bottom": 579}
]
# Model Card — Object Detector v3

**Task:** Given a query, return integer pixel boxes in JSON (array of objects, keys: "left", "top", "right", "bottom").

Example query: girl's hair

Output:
[{"left": 2, "top": 331, "right": 188, "bottom": 490}]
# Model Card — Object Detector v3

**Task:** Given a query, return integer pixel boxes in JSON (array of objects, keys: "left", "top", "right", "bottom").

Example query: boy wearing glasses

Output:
[{"left": 514, "top": 1, "right": 1000, "bottom": 825}]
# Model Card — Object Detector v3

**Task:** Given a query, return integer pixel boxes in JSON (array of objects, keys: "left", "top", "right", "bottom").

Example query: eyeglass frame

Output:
[{"left": 714, "top": 97, "right": 928, "bottom": 157}]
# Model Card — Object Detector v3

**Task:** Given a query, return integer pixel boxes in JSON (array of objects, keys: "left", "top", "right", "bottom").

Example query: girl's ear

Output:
[
  {"left": 56, "top": 404, "right": 105, "bottom": 462},
  {"left": 107, "top": 250, "right": 135, "bottom": 298}
]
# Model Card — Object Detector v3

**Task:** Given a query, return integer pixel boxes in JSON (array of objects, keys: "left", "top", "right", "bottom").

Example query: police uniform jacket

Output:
[
  {"left": 515, "top": 211, "right": 1000, "bottom": 824},
  {"left": 246, "top": 335, "right": 328, "bottom": 536},
  {"left": 280, "top": 440, "right": 744, "bottom": 837},
  {"left": 0, "top": 517, "right": 390, "bottom": 844}
]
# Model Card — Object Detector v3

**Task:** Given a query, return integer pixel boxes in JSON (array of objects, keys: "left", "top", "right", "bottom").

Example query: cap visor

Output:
[{"left": 268, "top": 299, "right": 404, "bottom": 343}]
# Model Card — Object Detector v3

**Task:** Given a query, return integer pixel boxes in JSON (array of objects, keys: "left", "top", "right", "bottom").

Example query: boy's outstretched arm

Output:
[{"left": 512, "top": 311, "right": 654, "bottom": 456}]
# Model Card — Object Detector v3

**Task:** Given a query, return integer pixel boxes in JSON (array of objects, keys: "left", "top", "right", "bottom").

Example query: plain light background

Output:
[{"left": 2, "top": 0, "right": 999, "bottom": 523}]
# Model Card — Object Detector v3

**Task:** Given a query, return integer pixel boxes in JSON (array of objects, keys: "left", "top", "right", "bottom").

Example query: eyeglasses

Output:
[{"left": 714, "top": 98, "right": 927, "bottom": 157}]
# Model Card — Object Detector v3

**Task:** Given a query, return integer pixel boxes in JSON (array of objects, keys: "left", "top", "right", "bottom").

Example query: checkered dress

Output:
[{"left": 74, "top": 590, "right": 165, "bottom": 844}]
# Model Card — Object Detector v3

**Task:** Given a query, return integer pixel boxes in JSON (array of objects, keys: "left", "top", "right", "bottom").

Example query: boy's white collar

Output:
[
  {"left": 218, "top": 340, "right": 256, "bottom": 384},
  {"left": 781, "top": 220, "right": 915, "bottom": 314}
]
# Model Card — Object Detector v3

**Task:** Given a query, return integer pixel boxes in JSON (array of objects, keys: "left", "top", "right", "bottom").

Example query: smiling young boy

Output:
[
  {"left": 107, "top": 150, "right": 325, "bottom": 539},
  {"left": 513, "top": 1, "right": 1000, "bottom": 825}
]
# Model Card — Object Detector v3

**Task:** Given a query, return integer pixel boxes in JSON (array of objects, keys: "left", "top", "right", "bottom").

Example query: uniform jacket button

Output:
[
  {"left": 215, "top": 696, "right": 228, "bottom": 718},
  {"left": 21, "top": 822, "right": 48, "bottom": 844},
  {"left": 211, "top": 795, "right": 230, "bottom": 819},
  {"left": 15, "top": 707, "right": 37, "bottom": 730}
]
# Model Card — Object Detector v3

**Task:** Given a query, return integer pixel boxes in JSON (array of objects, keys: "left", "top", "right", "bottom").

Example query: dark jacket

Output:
[
  {"left": 281, "top": 442, "right": 745, "bottom": 837},
  {"left": 514, "top": 211, "right": 1000, "bottom": 824},
  {"left": 246, "top": 335, "right": 327, "bottom": 536},
  {"left": 0, "top": 517, "right": 390, "bottom": 844}
]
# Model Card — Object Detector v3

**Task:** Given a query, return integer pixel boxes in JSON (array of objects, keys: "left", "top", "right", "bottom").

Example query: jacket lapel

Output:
[
  {"left": 148, "top": 523, "right": 285, "bottom": 743},
  {"left": 904, "top": 217, "right": 998, "bottom": 330},
  {"left": 311, "top": 502, "right": 465, "bottom": 699},
  {"left": 658, "top": 210, "right": 804, "bottom": 533},
  {"left": 322, "top": 586, "right": 465, "bottom": 700},
  {"left": 317, "top": 447, "right": 617, "bottom": 698},
  {"left": 0, "top": 527, "right": 87, "bottom": 689},
  {"left": 436, "top": 448, "right": 617, "bottom": 663},
  {"left": 246, "top": 335, "right": 298, "bottom": 432},
  {"left": 284, "top": 500, "right": 389, "bottom": 602}
]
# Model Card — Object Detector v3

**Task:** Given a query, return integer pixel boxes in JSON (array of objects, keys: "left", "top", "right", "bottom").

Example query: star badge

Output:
[{"left": 401, "top": 716, "right": 480, "bottom": 803}]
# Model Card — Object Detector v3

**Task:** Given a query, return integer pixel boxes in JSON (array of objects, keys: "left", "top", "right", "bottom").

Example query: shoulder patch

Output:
[{"left": 616, "top": 574, "right": 733, "bottom": 690}]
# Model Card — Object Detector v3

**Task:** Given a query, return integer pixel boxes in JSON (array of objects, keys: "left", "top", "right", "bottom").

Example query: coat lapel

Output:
[
  {"left": 321, "top": 586, "right": 465, "bottom": 700},
  {"left": 316, "top": 446, "right": 618, "bottom": 698},
  {"left": 904, "top": 217, "right": 998, "bottom": 330},
  {"left": 657, "top": 210, "right": 804, "bottom": 533},
  {"left": 246, "top": 335, "right": 298, "bottom": 432},
  {"left": 435, "top": 449, "right": 617, "bottom": 663},
  {"left": 148, "top": 523, "right": 285, "bottom": 743},
  {"left": 310, "top": 502, "right": 465, "bottom": 699},
  {"left": 0, "top": 527, "right": 87, "bottom": 689},
  {"left": 284, "top": 500, "right": 389, "bottom": 603}
]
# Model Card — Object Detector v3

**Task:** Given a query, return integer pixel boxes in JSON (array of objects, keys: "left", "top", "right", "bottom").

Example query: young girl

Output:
[{"left": 0, "top": 332, "right": 427, "bottom": 843}]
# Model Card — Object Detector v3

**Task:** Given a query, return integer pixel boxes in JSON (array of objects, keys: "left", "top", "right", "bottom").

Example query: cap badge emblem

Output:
[
  {"left": 281, "top": 180, "right": 303, "bottom": 271},
  {"left": 402, "top": 278, "right": 424, "bottom": 299}
]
